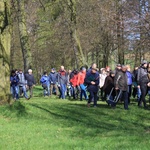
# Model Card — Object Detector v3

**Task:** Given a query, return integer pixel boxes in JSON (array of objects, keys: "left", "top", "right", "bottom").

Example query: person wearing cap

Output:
[
  {"left": 25, "top": 69, "right": 36, "bottom": 98},
  {"left": 137, "top": 60, "right": 149, "bottom": 108},
  {"left": 18, "top": 69, "right": 30, "bottom": 100},
  {"left": 114, "top": 64, "right": 122, "bottom": 76},
  {"left": 49, "top": 68, "right": 59, "bottom": 96},
  {"left": 84, "top": 66, "right": 99, "bottom": 107},
  {"left": 114, "top": 65, "right": 129, "bottom": 110},
  {"left": 77, "top": 67, "right": 88, "bottom": 101}
]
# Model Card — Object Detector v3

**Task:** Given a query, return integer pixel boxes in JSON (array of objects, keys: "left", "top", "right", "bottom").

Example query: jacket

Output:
[
  {"left": 77, "top": 72, "right": 86, "bottom": 85},
  {"left": 137, "top": 66, "right": 149, "bottom": 85},
  {"left": 84, "top": 71, "right": 99, "bottom": 92},
  {"left": 25, "top": 73, "right": 36, "bottom": 86},
  {"left": 126, "top": 71, "right": 132, "bottom": 85},
  {"left": 103, "top": 75, "right": 114, "bottom": 95},
  {"left": 70, "top": 74, "right": 78, "bottom": 87},
  {"left": 10, "top": 74, "right": 19, "bottom": 86},
  {"left": 18, "top": 73, "right": 27, "bottom": 86},
  {"left": 57, "top": 70, "right": 68, "bottom": 85},
  {"left": 49, "top": 72, "right": 58, "bottom": 84},
  {"left": 114, "top": 70, "right": 128, "bottom": 91},
  {"left": 40, "top": 75, "right": 49, "bottom": 85}
]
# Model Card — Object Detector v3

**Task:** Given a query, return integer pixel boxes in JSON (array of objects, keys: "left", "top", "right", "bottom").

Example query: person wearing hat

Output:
[
  {"left": 49, "top": 68, "right": 59, "bottom": 96},
  {"left": 137, "top": 60, "right": 149, "bottom": 108},
  {"left": 114, "top": 65, "right": 129, "bottom": 110},
  {"left": 84, "top": 66, "right": 99, "bottom": 107}
]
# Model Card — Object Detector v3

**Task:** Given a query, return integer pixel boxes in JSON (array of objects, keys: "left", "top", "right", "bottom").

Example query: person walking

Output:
[
  {"left": 77, "top": 67, "right": 88, "bottom": 101},
  {"left": 40, "top": 71, "right": 50, "bottom": 97},
  {"left": 49, "top": 68, "right": 59, "bottom": 96},
  {"left": 114, "top": 65, "right": 129, "bottom": 110},
  {"left": 84, "top": 66, "right": 99, "bottom": 107},
  {"left": 25, "top": 69, "right": 36, "bottom": 98},
  {"left": 57, "top": 66, "right": 68, "bottom": 99},
  {"left": 137, "top": 60, "right": 149, "bottom": 108},
  {"left": 18, "top": 69, "right": 30, "bottom": 100},
  {"left": 10, "top": 70, "right": 19, "bottom": 100}
]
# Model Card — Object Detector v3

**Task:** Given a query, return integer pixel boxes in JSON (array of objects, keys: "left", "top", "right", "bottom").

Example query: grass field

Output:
[{"left": 0, "top": 86, "right": 150, "bottom": 150}]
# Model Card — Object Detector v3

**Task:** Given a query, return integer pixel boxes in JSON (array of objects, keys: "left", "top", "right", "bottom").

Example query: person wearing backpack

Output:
[
  {"left": 40, "top": 71, "right": 50, "bottom": 97},
  {"left": 10, "top": 70, "right": 19, "bottom": 100}
]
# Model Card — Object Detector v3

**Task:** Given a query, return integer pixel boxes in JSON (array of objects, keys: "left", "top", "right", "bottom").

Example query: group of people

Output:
[
  {"left": 10, "top": 60, "right": 150, "bottom": 110},
  {"left": 10, "top": 69, "right": 35, "bottom": 100}
]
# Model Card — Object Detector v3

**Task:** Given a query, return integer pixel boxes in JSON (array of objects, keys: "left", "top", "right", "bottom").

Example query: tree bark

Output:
[
  {"left": 16, "top": 0, "right": 32, "bottom": 73},
  {"left": 0, "top": 0, "right": 11, "bottom": 102}
]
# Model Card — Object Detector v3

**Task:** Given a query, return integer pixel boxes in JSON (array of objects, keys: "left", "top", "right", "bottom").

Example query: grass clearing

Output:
[{"left": 0, "top": 86, "right": 150, "bottom": 150}]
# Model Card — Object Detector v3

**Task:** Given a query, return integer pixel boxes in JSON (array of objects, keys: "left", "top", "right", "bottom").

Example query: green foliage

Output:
[{"left": 0, "top": 86, "right": 150, "bottom": 149}]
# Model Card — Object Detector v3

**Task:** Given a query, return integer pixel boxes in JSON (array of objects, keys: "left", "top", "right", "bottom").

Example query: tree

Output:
[{"left": 0, "top": 0, "right": 11, "bottom": 102}]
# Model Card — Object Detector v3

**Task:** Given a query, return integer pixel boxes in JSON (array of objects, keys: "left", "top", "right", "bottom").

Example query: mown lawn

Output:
[{"left": 0, "top": 86, "right": 150, "bottom": 150}]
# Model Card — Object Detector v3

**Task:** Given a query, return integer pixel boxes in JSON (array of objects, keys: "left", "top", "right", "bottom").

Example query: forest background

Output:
[{"left": 0, "top": 0, "right": 150, "bottom": 101}]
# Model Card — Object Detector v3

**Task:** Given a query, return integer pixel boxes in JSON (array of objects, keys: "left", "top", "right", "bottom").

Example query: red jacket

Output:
[
  {"left": 70, "top": 74, "right": 78, "bottom": 87},
  {"left": 77, "top": 72, "right": 86, "bottom": 85}
]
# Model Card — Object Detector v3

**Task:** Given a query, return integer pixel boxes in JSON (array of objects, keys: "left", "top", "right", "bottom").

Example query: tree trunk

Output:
[
  {"left": 0, "top": 0, "right": 11, "bottom": 102},
  {"left": 68, "top": 0, "right": 87, "bottom": 68},
  {"left": 16, "top": 0, "right": 32, "bottom": 73}
]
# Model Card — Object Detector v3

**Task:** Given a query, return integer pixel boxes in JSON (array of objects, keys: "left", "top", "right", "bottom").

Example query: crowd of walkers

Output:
[{"left": 10, "top": 60, "right": 150, "bottom": 110}]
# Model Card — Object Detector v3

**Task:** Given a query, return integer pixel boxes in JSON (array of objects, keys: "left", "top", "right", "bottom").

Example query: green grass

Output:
[{"left": 0, "top": 86, "right": 150, "bottom": 150}]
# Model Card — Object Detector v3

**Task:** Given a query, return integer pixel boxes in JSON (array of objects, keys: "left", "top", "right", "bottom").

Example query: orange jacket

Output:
[
  {"left": 70, "top": 74, "right": 78, "bottom": 87},
  {"left": 77, "top": 71, "right": 86, "bottom": 85}
]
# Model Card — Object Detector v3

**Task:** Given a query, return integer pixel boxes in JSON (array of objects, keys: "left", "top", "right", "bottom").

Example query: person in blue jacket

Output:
[
  {"left": 10, "top": 70, "right": 19, "bottom": 100},
  {"left": 126, "top": 65, "right": 133, "bottom": 104},
  {"left": 84, "top": 67, "right": 99, "bottom": 107},
  {"left": 40, "top": 71, "right": 50, "bottom": 96}
]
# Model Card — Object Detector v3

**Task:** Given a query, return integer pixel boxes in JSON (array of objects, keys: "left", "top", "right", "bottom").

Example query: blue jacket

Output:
[
  {"left": 49, "top": 72, "right": 58, "bottom": 84},
  {"left": 84, "top": 71, "right": 99, "bottom": 92},
  {"left": 40, "top": 75, "right": 49, "bottom": 85},
  {"left": 126, "top": 71, "right": 132, "bottom": 85},
  {"left": 10, "top": 75, "right": 19, "bottom": 86}
]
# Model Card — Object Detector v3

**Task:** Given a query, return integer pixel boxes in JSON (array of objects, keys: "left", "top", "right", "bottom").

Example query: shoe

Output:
[{"left": 93, "top": 105, "right": 97, "bottom": 108}]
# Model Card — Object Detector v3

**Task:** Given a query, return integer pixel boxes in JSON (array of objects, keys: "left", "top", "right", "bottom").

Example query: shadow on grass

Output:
[
  {"left": 28, "top": 102, "right": 149, "bottom": 137},
  {"left": 9, "top": 101, "right": 27, "bottom": 117}
]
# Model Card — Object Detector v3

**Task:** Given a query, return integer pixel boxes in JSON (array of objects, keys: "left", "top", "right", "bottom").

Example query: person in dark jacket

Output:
[
  {"left": 114, "top": 65, "right": 129, "bottom": 110},
  {"left": 147, "top": 62, "right": 150, "bottom": 104},
  {"left": 137, "top": 60, "right": 149, "bottom": 108},
  {"left": 84, "top": 67, "right": 99, "bottom": 107},
  {"left": 57, "top": 66, "right": 68, "bottom": 99},
  {"left": 10, "top": 70, "right": 19, "bottom": 100},
  {"left": 49, "top": 68, "right": 59, "bottom": 96},
  {"left": 25, "top": 69, "right": 36, "bottom": 98},
  {"left": 103, "top": 71, "right": 115, "bottom": 97}
]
